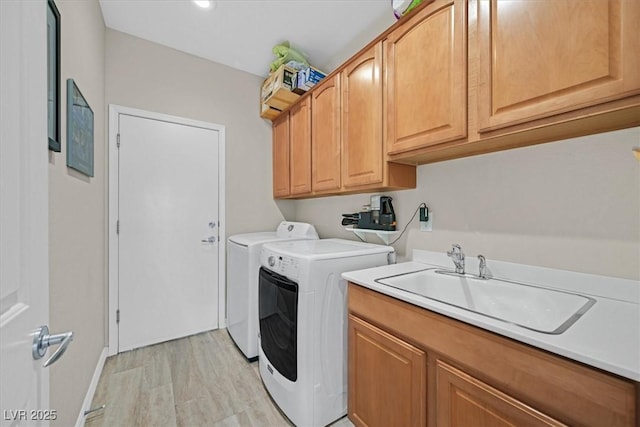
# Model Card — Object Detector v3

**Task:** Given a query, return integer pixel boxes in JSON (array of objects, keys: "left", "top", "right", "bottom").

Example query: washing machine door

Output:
[{"left": 258, "top": 267, "right": 298, "bottom": 382}]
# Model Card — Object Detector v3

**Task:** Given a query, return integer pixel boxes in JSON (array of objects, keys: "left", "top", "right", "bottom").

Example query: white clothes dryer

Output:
[
  {"left": 258, "top": 239, "right": 395, "bottom": 426},
  {"left": 227, "top": 221, "right": 318, "bottom": 360}
]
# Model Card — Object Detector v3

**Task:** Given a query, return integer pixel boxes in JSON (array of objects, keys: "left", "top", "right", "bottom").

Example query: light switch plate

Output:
[{"left": 420, "top": 212, "right": 432, "bottom": 232}]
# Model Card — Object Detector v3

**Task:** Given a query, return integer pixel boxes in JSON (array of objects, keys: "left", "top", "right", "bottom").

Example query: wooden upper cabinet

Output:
[
  {"left": 272, "top": 113, "right": 290, "bottom": 198},
  {"left": 342, "top": 42, "right": 384, "bottom": 188},
  {"left": 436, "top": 361, "right": 565, "bottom": 427},
  {"left": 385, "top": 0, "right": 467, "bottom": 155},
  {"left": 289, "top": 97, "right": 312, "bottom": 196},
  {"left": 312, "top": 73, "right": 342, "bottom": 193},
  {"left": 478, "top": 0, "right": 640, "bottom": 132},
  {"left": 271, "top": 0, "right": 640, "bottom": 170}
]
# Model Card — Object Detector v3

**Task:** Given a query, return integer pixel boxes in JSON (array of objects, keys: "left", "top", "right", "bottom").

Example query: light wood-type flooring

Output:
[{"left": 85, "top": 329, "right": 354, "bottom": 427}]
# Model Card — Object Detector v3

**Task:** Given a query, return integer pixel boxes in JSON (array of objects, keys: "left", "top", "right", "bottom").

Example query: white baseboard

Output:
[{"left": 75, "top": 347, "right": 108, "bottom": 427}]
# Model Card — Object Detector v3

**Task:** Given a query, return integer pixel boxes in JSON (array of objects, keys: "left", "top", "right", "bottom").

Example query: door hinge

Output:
[
  {"left": 117, "top": 133, "right": 120, "bottom": 148},
  {"left": 116, "top": 309, "right": 120, "bottom": 323},
  {"left": 116, "top": 220, "right": 120, "bottom": 235}
]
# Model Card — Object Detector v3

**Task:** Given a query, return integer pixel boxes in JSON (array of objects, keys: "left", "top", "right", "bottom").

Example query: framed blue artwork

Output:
[{"left": 66, "top": 79, "right": 94, "bottom": 177}]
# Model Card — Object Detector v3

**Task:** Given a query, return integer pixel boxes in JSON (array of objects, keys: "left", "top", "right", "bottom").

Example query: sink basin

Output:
[{"left": 375, "top": 268, "right": 595, "bottom": 334}]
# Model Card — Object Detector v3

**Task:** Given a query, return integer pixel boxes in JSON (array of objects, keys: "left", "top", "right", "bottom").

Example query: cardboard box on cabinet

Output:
[
  {"left": 293, "top": 66, "right": 328, "bottom": 95},
  {"left": 261, "top": 65, "right": 300, "bottom": 110},
  {"left": 260, "top": 102, "right": 282, "bottom": 120}
]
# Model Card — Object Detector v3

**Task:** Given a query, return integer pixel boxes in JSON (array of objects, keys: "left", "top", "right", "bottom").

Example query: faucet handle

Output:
[
  {"left": 447, "top": 244, "right": 464, "bottom": 258},
  {"left": 477, "top": 254, "right": 488, "bottom": 279},
  {"left": 447, "top": 244, "right": 465, "bottom": 274}
]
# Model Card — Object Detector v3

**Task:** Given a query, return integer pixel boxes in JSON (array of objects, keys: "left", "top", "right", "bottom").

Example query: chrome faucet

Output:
[
  {"left": 477, "top": 254, "right": 488, "bottom": 279},
  {"left": 447, "top": 244, "right": 465, "bottom": 274}
]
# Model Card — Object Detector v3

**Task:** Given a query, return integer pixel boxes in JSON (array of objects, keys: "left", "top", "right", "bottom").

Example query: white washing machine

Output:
[
  {"left": 227, "top": 221, "right": 318, "bottom": 361},
  {"left": 258, "top": 239, "right": 395, "bottom": 427}
]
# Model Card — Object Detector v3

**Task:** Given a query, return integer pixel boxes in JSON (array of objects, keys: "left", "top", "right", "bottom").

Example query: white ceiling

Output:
[{"left": 99, "top": 0, "right": 395, "bottom": 78}]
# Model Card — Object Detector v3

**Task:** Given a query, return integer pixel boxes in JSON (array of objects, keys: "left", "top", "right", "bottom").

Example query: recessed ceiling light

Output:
[{"left": 193, "top": 0, "right": 212, "bottom": 9}]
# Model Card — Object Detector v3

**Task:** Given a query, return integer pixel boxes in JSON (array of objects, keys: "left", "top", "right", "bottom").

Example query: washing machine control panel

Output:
[{"left": 262, "top": 251, "right": 300, "bottom": 280}]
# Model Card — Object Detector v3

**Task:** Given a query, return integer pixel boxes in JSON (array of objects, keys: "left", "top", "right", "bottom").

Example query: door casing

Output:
[{"left": 107, "top": 104, "right": 226, "bottom": 356}]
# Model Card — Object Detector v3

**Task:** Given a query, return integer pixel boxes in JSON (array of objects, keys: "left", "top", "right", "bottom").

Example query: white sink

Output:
[{"left": 375, "top": 268, "right": 595, "bottom": 334}]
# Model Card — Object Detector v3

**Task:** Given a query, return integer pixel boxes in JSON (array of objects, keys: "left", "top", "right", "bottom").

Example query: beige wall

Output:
[
  {"left": 48, "top": 1, "right": 106, "bottom": 425},
  {"left": 324, "top": 10, "right": 394, "bottom": 72},
  {"left": 293, "top": 127, "right": 640, "bottom": 280},
  {"left": 105, "top": 29, "right": 285, "bottom": 238}
]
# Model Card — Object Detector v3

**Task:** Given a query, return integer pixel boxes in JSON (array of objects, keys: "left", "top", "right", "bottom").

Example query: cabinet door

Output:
[
  {"left": 312, "top": 74, "right": 341, "bottom": 192},
  {"left": 478, "top": 0, "right": 640, "bottom": 132},
  {"left": 289, "top": 97, "right": 312, "bottom": 196},
  {"left": 348, "top": 315, "right": 427, "bottom": 427},
  {"left": 386, "top": 0, "right": 467, "bottom": 155},
  {"left": 272, "top": 113, "right": 290, "bottom": 198},
  {"left": 436, "top": 360, "right": 565, "bottom": 427},
  {"left": 342, "top": 42, "right": 383, "bottom": 187}
]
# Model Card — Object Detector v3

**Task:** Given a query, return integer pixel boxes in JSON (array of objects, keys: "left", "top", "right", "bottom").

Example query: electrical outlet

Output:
[
  {"left": 419, "top": 206, "right": 428, "bottom": 222},
  {"left": 420, "top": 212, "right": 432, "bottom": 232}
]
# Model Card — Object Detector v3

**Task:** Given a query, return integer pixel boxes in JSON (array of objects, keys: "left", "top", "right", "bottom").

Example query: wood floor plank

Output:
[
  {"left": 97, "top": 367, "right": 144, "bottom": 426},
  {"left": 84, "top": 328, "right": 354, "bottom": 427},
  {"left": 166, "top": 336, "right": 208, "bottom": 405},
  {"left": 113, "top": 346, "right": 147, "bottom": 373},
  {"left": 138, "top": 384, "right": 177, "bottom": 427},
  {"left": 212, "top": 413, "right": 246, "bottom": 427},
  {"left": 142, "top": 344, "right": 173, "bottom": 390},
  {"left": 242, "top": 396, "right": 291, "bottom": 426}
]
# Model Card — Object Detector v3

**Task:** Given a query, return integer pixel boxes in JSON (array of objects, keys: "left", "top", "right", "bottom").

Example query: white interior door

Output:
[
  {"left": 1, "top": 0, "right": 50, "bottom": 422},
  {"left": 117, "top": 113, "right": 220, "bottom": 352}
]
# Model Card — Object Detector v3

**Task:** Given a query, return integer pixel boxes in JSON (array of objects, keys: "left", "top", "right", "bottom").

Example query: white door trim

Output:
[{"left": 108, "top": 104, "right": 226, "bottom": 356}]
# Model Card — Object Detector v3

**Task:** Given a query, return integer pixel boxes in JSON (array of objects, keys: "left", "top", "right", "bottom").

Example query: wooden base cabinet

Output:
[
  {"left": 347, "top": 283, "right": 638, "bottom": 427},
  {"left": 436, "top": 361, "right": 565, "bottom": 427},
  {"left": 348, "top": 315, "right": 427, "bottom": 427}
]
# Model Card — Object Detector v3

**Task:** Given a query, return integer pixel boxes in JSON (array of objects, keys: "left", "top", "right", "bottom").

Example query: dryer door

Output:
[{"left": 259, "top": 267, "right": 298, "bottom": 382}]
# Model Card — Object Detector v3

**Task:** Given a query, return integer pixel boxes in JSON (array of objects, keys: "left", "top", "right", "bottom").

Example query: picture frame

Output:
[
  {"left": 47, "top": 0, "right": 61, "bottom": 152},
  {"left": 66, "top": 79, "right": 94, "bottom": 177}
]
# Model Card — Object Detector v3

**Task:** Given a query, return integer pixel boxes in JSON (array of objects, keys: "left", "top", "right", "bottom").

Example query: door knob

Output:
[{"left": 32, "top": 325, "right": 74, "bottom": 367}]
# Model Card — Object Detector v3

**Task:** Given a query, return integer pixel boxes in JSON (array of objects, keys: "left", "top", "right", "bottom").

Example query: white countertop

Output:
[{"left": 342, "top": 250, "right": 640, "bottom": 382}]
